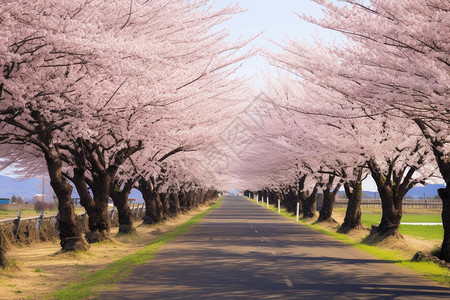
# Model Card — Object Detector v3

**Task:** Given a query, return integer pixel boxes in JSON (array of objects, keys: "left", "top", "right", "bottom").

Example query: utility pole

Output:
[{"left": 42, "top": 174, "right": 45, "bottom": 202}]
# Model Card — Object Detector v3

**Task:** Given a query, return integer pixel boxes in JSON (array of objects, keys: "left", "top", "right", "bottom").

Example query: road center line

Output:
[{"left": 284, "top": 276, "right": 294, "bottom": 288}]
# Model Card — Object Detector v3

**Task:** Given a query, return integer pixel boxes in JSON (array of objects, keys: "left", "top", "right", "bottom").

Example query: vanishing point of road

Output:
[{"left": 101, "top": 196, "right": 450, "bottom": 299}]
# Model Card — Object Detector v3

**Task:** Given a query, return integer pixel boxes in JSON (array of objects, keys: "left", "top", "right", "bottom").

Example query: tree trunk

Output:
[
  {"left": 375, "top": 193, "right": 403, "bottom": 237},
  {"left": 46, "top": 145, "right": 89, "bottom": 251},
  {"left": 0, "top": 230, "right": 7, "bottom": 267},
  {"left": 72, "top": 168, "right": 97, "bottom": 233},
  {"left": 302, "top": 184, "right": 318, "bottom": 219},
  {"left": 288, "top": 188, "right": 300, "bottom": 214},
  {"left": 297, "top": 175, "right": 317, "bottom": 219},
  {"left": 85, "top": 172, "right": 112, "bottom": 243},
  {"left": 439, "top": 186, "right": 450, "bottom": 261},
  {"left": 110, "top": 179, "right": 136, "bottom": 234},
  {"left": 137, "top": 179, "right": 162, "bottom": 225},
  {"left": 169, "top": 193, "right": 181, "bottom": 216},
  {"left": 179, "top": 191, "right": 187, "bottom": 211},
  {"left": 414, "top": 119, "right": 450, "bottom": 262},
  {"left": 160, "top": 193, "right": 171, "bottom": 219},
  {"left": 366, "top": 158, "right": 418, "bottom": 240},
  {"left": 317, "top": 176, "right": 341, "bottom": 223},
  {"left": 338, "top": 180, "right": 364, "bottom": 233},
  {"left": 187, "top": 190, "right": 196, "bottom": 208}
]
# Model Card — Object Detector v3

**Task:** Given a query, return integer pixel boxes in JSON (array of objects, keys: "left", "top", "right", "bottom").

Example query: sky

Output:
[
  {"left": 213, "top": 0, "right": 339, "bottom": 83},
  {"left": 212, "top": 1, "right": 379, "bottom": 191}
]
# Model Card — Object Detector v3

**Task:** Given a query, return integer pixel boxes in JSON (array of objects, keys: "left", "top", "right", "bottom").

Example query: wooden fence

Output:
[
  {"left": 0, "top": 204, "right": 146, "bottom": 246},
  {"left": 333, "top": 199, "right": 442, "bottom": 209}
]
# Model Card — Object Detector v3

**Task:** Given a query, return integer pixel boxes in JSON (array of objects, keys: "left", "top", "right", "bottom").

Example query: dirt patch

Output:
[
  {"left": 0, "top": 201, "right": 217, "bottom": 299},
  {"left": 374, "top": 235, "right": 441, "bottom": 258}
]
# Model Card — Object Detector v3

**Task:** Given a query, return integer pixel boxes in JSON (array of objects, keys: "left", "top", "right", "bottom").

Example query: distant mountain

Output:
[
  {"left": 0, "top": 175, "right": 44, "bottom": 201},
  {"left": 336, "top": 184, "right": 445, "bottom": 200},
  {"left": 405, "top": 184, "right": 445, "bottom": 199}
]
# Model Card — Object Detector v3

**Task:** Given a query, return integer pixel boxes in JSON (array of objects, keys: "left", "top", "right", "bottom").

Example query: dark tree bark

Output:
[
  {"left": 46, "top": 145, "right": 89, "bottom": 251},
  {"left": 317, "top": 175, "right": 341, "bottom": 223},
  {"left": 269, "top": 189, "right": 278, "bottom": 206},
  {"left": 338, "top": 175, "right": 364, "bottom": 234},
  {"left": 297, "top": 175, "right": 318, "bottom": 219},
  {"left": 187, "top": 190, "right": 196, "bottom": 208},
  {"left": 71, "top": 168, "right": 96, "bottom": 234},
  {"left": 439, "top": 186, "right": 450, "bottom": 261},
  {"left": 77, "top": 138, "right": 142, "bottom": 242},
  {"left": 287, "top": 187, "right": 300, "bottom": 214},
  {"left": 137, "top": 178, "right": 162, "bottom": 224},
  {"left": 414, "top": 119, "right": 450, "bottom": 262},
  {"left": 85, "top": 171, "right": 113, "bottom": 243},
  {"left": 110, "top": 178, "right": 136, "bottom": 234},
  {"left": 0, "top": 245, "right": 6, "bottom": 268},
  {"left": 303, "top": 185, "right": 318, "bottom": 218},
  {"left": 169, "top": 193, "right": 181, "bottom": 216},
  {"left": 367, "top": 158, "right": 418, "bottom": 239},
  {"left": 178, "top": 190, "right": 187, "bottom": 211},
  {"left": 62, "top": 139, "right": 107, "bottom": 242},
  {"left": 160, "top": 193, "right": 171, "bottom": 219},
  {"left": 9, "top": 112, "right": 89, "bottom": 251},
  {"left": 0, "top": 229, "right": 7, "bottom": 267}
]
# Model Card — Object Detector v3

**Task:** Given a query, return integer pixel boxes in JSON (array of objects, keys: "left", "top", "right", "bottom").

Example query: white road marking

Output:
[
  {"left": 284, "top": 276, "right": 294, "bottom": 288},
  {"left": 401, "top": 223, "right": 442, "bottom": 225}
]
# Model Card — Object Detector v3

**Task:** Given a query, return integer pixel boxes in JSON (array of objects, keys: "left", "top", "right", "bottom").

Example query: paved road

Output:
[{"left": 101, "top": 196, "right": 450, "bottom": 299}]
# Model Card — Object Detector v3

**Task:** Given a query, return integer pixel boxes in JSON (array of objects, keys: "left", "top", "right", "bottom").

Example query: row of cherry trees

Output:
[
  {"left": 0, "top": 0, "right": 249, "bottom": 264},
  {"left": 237, "top": 0, "right": 449, "bottom": 262}
]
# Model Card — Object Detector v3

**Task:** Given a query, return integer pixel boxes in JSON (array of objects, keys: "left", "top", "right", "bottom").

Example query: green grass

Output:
[
  {"left": 361, "top": 214, "right": 442, "bottom": 227},
  {"left": 399, "top": 225, "right": 443, "bottom": 240},
  {"left": 49, "top": 198, "right": 222, "bottom": 300},
  {"left": 245, "top": 197, "right": 450, "bottom": 286},
  {"left": 0, "top": 208, "right": 86, "bottom": 220},
  {"left": 360, "top": 214, "right": 443, "bottom": 240}
]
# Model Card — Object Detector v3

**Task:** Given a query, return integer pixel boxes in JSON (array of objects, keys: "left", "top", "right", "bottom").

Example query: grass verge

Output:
[
  {"left": 246, "top": 197, "right": 449, "bottom": 286},
  {"left": 49, "top": 198, "right": 222, "bottom": 300}
]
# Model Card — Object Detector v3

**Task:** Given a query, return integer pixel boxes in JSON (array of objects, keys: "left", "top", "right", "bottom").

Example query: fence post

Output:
[
  {"left": 278, "top": 199, "right": 280, "bottom": 214},
  {"left": 296, "top": 202, "right": 300, "bottom": 222},
  {"left": 256, "top": 194, "right": 259, "bottom": 204},
  {"left": 134, "top": 203, "right": 140, "bottom": 219},
  {"left": 13, "top": 210, "right": 22, "bottom": 239},
  {"left": 54, "top": 214, "right": 59, "bottom": 231},
  {"left": 267, "top": 196, "right": 269, "bottom": 209},
  {"left": 82, "top": 210, "right": 87, "bottom": 223},
  {"left": 36, "top": 210, "right": 44, "bottom": 231},
  {"left": 261, "top": 196, "right": 264, "bottom": 206}
]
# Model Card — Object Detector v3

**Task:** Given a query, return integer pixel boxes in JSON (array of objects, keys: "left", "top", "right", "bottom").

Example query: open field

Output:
[
  {"left": 0, "top": 207, "right": 87, "bottom": 220},
  {"left": 335, "top": 207, "right": 444, "bottom": 240}
]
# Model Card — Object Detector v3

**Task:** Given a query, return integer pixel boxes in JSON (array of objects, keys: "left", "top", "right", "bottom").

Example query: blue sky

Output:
[
  {"left": 213, "top": 0, "right": 338, "bottom": 82},
  {"left": 215, "top": 0, "right": 327, "bottom": 42},
  {"left": 212, "top": 1, "right": 381, "bottom": 191}
]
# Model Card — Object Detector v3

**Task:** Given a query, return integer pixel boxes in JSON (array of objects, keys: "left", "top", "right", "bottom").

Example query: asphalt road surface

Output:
[{"left": 100, "top": 196, "right": 450, "bottom": 299}]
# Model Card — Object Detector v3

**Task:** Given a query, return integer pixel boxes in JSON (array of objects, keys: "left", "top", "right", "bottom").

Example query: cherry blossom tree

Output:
[
  {"left": 0, "top": 0, "right": 250, "bottom": 250},
  {"left": 255, "top": 69, "right": 438, "bottom": 236},
  {"left": 299, "top": 0, "right": 450, "bottom": 259}
]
